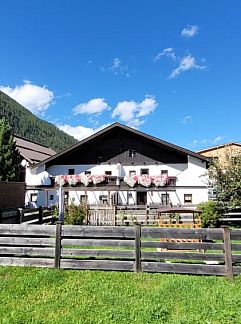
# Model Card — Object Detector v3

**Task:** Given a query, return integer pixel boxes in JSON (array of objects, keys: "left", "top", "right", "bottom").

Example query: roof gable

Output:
[
  {"left": 35, "top": 123, "right": 208, "bottom": 167},
  {"left": 15, "top": 135, "right": 56, "bottom": 164}
]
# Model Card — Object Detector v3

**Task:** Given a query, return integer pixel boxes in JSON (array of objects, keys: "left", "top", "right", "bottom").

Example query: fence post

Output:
[
  {"left": 134, "top": 223, "right": 141, "bottom": 273},
  {"left": 222, "top": 226, "right": 234, "bottom": 281},
  {"left": 145, "top": 205, "right": 149, "bottom": 226},
  {"left": 55, "top": 221, "right": 62, "bottom": 269},
  {"left": 38, "top": 206, "right": 43, "bottom": 224},
  {"left": 18, "top": 208, "right": 24, "bottom": 224},
  {"left": 113, "top": 205, "right": 117, "bottom": 226}
]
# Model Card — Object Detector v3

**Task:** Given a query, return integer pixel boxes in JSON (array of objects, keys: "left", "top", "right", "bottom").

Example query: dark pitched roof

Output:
[
  {"left": 197, "top": 142, "right": 241, "bottom": 154},
  {"left": 14, "top": 135, "right": 56, "bottom": 164},
  {"left": 34, "top": 122, "right": 209, "bottom": 167}
]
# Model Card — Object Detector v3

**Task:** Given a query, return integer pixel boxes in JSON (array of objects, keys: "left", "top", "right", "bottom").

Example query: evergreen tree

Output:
[{"left": 0, "top": 118, "right": 21, "bottom": 181}]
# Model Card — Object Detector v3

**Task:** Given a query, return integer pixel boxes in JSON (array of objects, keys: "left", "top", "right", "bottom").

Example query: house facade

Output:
[
  {"left": 14, "top": 135, "right": 56, "bottom": 207},
  {"left": 197, "top": 142, "right": 241, "bottom": 165},
  {"left": 28, "top": 123, "right": 209, "bottom": 208}
]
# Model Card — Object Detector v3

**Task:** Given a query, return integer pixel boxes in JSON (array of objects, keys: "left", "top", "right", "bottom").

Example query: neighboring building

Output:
[
  {"left": 197, "top": 142, "right": 241, "bottom": 165},
  {"left": 29, "top": 123, "right": 209, "bottom": 208},
  {"left": 198, "top": 142, "right": 241, "bottom": 201},
  {"left": 14, "top": 135, "right": 56, "bottom": 207}
]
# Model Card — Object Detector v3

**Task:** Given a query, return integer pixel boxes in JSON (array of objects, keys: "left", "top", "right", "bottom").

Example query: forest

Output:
[{"left": 0, "top": 91, "right": 77, "bottom": 152}]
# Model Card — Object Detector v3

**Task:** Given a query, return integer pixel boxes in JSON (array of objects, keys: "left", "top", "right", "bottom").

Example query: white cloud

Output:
[
  {"left": 153, "top": 48, "right": 176, "bottom": 62},
  {"left": 168, "top": 54, "right": 206, "bottom": 79},
  {"left": 111, "top": 58, "right": 122, "bottom": 72},
  {"left": 137, "top": 96, "right": 158, "bottom": 117},
  {"left": 212, "top": 136, "right": 224, "bottom": 144},
  {"left": 101, "top": 58, "right": 129, "bottom": 77},
  {"left": 112, "top": 95, "right": 158, "bottom": 127},
  {"left": 189, "top": 136, "right": 225, "bottom": 148},
  {"left": 182, "top": 115, "right": 192, "bottom": 124},
  {"left": 0, "top": 80, "right": 54, "bottom": 114},
  {"left": 57, "top": 123, "right": 110, "bottom": 141},
  {"left": 73, "top": 98, "right": 110, "bottom": 115},
  {"left": 181, "top": 25, "right": 199, "bottom": 38}
]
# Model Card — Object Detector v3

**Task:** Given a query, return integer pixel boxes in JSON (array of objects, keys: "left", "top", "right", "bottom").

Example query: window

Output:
[
  {"left": 99, "top": 195, "right": 108, "bottom": 205},
  {"left": 129, "top": 170, "right": 136, "bottom": 176},
  {"left": 161, "top": 194, "right": 170, "bottom": 205},
  {"left": 105, "top": 171, "right": 112, "bottom": 175},
  {"left": 80, "top": 195, "right": 87, "bottom": 203},
  {"left": 129, "top": 149, "right": 136, "bottom": 158},
  {"left": 30, "top": 193, "right": 37, "bottom": 202},
  {"left": 161, "top": 170, "right": 168, "bottom": 176},
  {"left": 184, "top": 194, "right": 192, "bottom": 204},
  {"left": 64, "top": 192, "right": 69, "bottom": 205},
  {"left": 68, "top": 169, "right": 75, "bottom": 175},
  {"left": 49, "top": 194, "right": 54, "bottom": 201},
  {"left": 85, "top": 171, "right": 91, "bottom": 175},
  {"left": 141, "top": 168, "right": 149, "bottom": 175}
]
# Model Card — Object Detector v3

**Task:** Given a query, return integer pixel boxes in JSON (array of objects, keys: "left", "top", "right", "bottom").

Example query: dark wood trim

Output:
[{"left": 34, "top": 123, "right": 209, "bottom": 167}]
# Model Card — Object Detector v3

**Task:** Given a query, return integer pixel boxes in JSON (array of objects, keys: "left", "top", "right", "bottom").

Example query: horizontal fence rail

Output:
[
  {"left": 0, "top": 206, "right": 54, "bottom": 224},
  {"left": 0, "top": 224, "right": 241, "bottom": 279}
]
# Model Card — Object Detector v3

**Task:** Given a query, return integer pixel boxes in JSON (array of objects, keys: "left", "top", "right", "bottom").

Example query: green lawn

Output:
[{"left": 1, "top": 267, "right": 241, "bottom": 323}]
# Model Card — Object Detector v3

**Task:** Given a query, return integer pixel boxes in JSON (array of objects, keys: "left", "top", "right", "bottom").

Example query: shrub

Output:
[
  {"left": 64, "top": 203, "right": 88, "bottom": 225},
  {"left": 198, "top": 201, "right": 223, "bottom": 228}
]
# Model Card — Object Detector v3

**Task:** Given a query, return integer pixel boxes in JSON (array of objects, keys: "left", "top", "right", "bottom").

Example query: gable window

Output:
[
  {"left": 85, "top": 171, "right": 91, "bottom": 175},
  {"left": 129, "top": 170, "right": 136, "bottom": 176},
  {"left": 141, "top": 168, "right": 149, "bottom": 175},
  {"left": 161, "top": 170, "right": 168, "bottom": 176},
  {"left": 129, "top": 149, "right": 136, "bottom": 158},
  {"left": 184, "top": 194, "right": 192, "bottom": 204},
  {"left": 68, "top": 168, "right": 75, "bottom": 175},
  {"left": 105, "top": 171, "right": 112, "bottom": 175}
]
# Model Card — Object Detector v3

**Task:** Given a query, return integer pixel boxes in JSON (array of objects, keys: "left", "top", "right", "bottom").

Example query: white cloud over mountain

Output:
[
  {"left": 57, "top": 123, "right": 110, "bottom": 141},
  {"left": 0, "top": 80, "right": 54, "bottom": 115}
]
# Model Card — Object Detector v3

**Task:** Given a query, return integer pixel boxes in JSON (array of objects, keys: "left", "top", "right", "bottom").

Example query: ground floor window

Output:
[
  {"left": 161, "top": 193, "right": 170, "bottom": 205},
  {"left": 184, "top": 194, "right": 192, "bottom": 204},
  {"left": 30, "top": 193, "right": 37, "bottom": 202}
]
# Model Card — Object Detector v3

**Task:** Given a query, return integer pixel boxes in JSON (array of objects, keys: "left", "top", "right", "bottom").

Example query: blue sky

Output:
[{"left": 0, "top": 1, "right": 241, "bottom": 150}]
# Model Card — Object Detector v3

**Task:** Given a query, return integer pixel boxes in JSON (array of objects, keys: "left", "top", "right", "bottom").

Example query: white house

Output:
[{"left": 27, "top": 123, "right": 209, "bottom": 208}]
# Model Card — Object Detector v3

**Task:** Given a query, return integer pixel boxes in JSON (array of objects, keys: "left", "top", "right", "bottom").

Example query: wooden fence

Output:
[
  {"left": 87, "top": 205, "right": 160, "bottom": 226},
  {"left": 0, "top": 182, "right": 25, "bottom": 209},
  {"left": 0, "top": 224, "right": 241, "bottom": 279},
  {"left": 0, "top": 207, "right": 53, "bottom": 224}
]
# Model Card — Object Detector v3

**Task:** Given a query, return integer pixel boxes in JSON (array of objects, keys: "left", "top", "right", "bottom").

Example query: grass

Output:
[{"left": 1, "top": 267, "right": 241, "bottom": 323}]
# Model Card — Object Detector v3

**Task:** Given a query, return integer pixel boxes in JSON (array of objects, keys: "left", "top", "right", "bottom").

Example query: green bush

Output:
[
  {"left": 198, "top": 201, "right": 223, "bottom": 228},
  {"left": 64, "top": 203, "right": 88, "bottom": 225}
]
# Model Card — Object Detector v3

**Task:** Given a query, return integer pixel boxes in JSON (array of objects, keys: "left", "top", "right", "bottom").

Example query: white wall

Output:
[{"left": 26, "top": 155, "right": 208, "bottom": 207}]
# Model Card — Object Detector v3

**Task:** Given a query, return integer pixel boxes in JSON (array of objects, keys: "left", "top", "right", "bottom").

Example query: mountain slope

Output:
[{"left": 0, "top": 90, "right": 78, "bottom": 152}]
